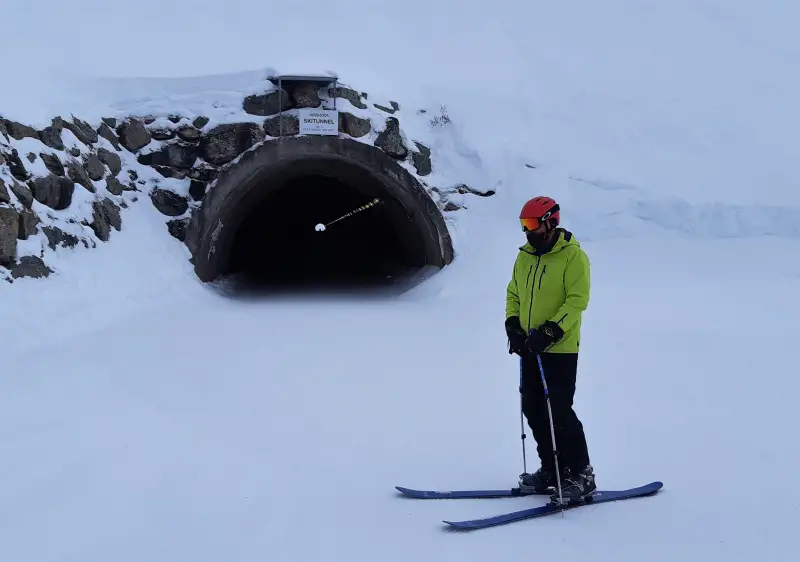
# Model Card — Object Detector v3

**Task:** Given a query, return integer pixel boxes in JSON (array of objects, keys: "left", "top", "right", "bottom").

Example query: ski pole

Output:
[
  {"left": 536, "top": 352, "right": 565, "bottom": 511},
  {"left": 519, "top": 359, "right": 527, "bottom": 475}
]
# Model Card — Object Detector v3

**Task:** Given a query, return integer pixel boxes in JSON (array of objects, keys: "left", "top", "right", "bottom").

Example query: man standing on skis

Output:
[{"left": 504, "top": 196, "right": 595, "bottom": 503}]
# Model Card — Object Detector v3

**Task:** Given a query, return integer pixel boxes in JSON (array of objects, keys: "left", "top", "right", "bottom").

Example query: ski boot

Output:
[
  {"left": 517, "top": 467, "right": 556, "bottom": 495},
  {"left": 550, "top": 465, "right": 597, "bottom": 505}
]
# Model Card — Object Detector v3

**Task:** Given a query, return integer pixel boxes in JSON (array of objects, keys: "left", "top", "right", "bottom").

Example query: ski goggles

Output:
[{"left": 520, "top": 206, "right": 559, "bottom": 231}]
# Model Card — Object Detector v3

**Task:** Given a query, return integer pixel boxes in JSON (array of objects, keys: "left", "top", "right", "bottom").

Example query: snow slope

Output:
[{"left": 3, "top": 1, "right": 800, "bottom": 561}]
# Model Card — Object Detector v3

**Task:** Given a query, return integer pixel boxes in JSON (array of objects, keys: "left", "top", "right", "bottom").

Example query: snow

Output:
[{"left": 2, "top": 1, "right": 800, "bottom": 561}]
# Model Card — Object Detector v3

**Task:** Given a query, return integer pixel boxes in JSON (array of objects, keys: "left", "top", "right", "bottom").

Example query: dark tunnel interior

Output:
[{"left": 224, "top": 173, "right": 429, "bottom": 294}]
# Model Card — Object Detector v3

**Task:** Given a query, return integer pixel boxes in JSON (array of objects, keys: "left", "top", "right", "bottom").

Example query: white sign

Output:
[{"left": 298, "top": 108, "right": 339, "bottom": 136}]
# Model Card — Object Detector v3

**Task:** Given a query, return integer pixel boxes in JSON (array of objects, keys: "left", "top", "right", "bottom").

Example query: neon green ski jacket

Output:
[{"left": 505, "top": 229, "right": 590, "bottom": 353}]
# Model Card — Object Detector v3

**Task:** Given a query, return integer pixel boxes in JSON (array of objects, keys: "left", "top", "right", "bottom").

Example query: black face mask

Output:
[{"left": 526, "top": 229, "right": 557, "bottom": 252}]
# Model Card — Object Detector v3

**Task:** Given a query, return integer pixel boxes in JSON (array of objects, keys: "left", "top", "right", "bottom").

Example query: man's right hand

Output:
[{"left": 505, "top": 316, "right": 527, "bottom": 356}]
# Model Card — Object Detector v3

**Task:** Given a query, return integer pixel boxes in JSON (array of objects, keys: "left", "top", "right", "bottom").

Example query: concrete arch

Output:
[{"left": 185, "top": 135, "right": 454, "bottom": 286}]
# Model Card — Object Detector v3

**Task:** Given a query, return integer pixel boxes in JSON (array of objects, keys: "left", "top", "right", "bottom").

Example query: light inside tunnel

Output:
[{"left": 224, "top": 173, "right": 428, "bottom": 290}]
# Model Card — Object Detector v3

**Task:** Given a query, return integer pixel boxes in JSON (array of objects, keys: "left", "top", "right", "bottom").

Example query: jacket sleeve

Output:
[
  {"left": 549, "top": 248, "right": 590, "bottom": 331},
  {"left": 506, "top": 256, "right": 520, "bottom": 319}
]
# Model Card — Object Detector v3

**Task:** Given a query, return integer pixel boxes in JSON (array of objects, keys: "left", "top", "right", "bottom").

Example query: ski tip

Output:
[{"left": 442, "top": 520, "right": 479, "bottom": 530}]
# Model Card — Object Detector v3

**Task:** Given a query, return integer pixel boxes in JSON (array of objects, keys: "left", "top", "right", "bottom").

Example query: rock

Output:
[
  {"left": 64, "top": 117, "right": 98, "bottom": 145},
  {"left": 30, "top": 174, "right": 75, "bottom": 210},
  {"left": 42, "top": 226, "right": 79, "bottom": 250},
  {"left": 374, "top": 117, "right": 408, "bottom": 159},
  {"left": 128, "top": 170, "right": 138, "bottom": 182},
  {"left": 443, "top": 200, "right": 463, "bottom": 212},
  {"left": 0, "top": 179, "right": 9, "bottom": 204},
  {"left": 153, "top": 166, "right": 186, "bottom": 180},
  {"left": 26, "top": 152, "right": 36, "bottom": 163},
  {"left": 97, "top": 148, "right": 121, "bottom": 176},
  {"left": 39, "top": 117, "right": 65, "bottom": 150},
  {"left": 199, "top": 123, "right": 264, "bottom": 165},
  {"left": 176, "top": 126, "right": 201, "bottom": 142},
  {"left": 90, "top": 197, "right": 122, "bottom": 241},
  {"left": 167, "top": 217, "right": 189, "bottom": 241},
  {"left": 0, "top": 206, "right": 18, "bottom": 265},
  {"left": 150, "top": 188, "right": 189, "bottom": 217},
  {"left": 187, "top": 166, "right": 218, "bottom": 183},
  {"left": 411, "top": 141, "right": 432, "bottom": 176},
  {"left": 84, "top": 153, "right": 106, "bottom": 181},
  {"left": 454, "top": 183, "right": 495, "bottom": 197},
  {"left": 17, "top": 208, "right": 40, "bottom": 240},
  {"left": 40, "top": 152, "right": 65, "bottom": 176},
  {"left": 263, "top": 115, "right": 299, "bottom": 137},
  {"left": 243, "top": 88, "right": 291, "bottom": 116},
  {"left": 150, "top": 128, "right": 176, "bottom": 141},
  {"left": 189, "top": 180, "right": 206, "bottom": 201},
  {"left": 10, "top": 255, "right": 52, "bottom": 279},
  {"left": 8, "top": 180, "right": 33, "bottom": 208},
  {"left": 0, "top": 119, "right": 6, "bottom": 140},
  {"left": 105, "top": 176, "right": 125, "bottom": 195},
  {"left": 116, "top": 119, "right": 151, "bottom": 152},
  {"left": 97, "top": 122, "right": 122, "bottom": 150},
  {"left": 5, "top": 149, "right": 29, "bottom": 181},
  {"left": 66, "top": 158, "right": 96, "bottom": 193},
  {"left": 193, "top": 116, "right": 209, "bottom": 129},
  {"left": 1, "top": 119, "right": 39, "bottom": 141},
  {"left": 137, "top": 144, "right": 198, "bottom": 169},
  {"left": 338, "top": 112, "right": 371, "bottom": 138},
  {"left": 102, "top": 117, "right": 117, "bottom": 129},
  {"left": 374, "top": 101, "right": 399, "bottom": 114},
  {"left": 328, "top": 86, "right": 367, "bottom": 109},
  {"left": 290, "top": 83, "right": 321, "bottom": 108},
  {"left": 168, "top": 115, "right": 182, "bottom": 124},
  {"left": 69, "top": 147, "right": 81, "bottom": 157}
]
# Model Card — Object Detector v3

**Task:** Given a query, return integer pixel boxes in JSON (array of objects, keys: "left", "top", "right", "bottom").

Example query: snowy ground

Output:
[{"left": 3, "top": 0, "right": 800, "bottom": 561}]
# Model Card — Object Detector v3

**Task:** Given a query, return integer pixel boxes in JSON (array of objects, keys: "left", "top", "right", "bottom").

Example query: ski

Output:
[
  {"left": 442, "top": 481, "right": 663, "bottom": 530},
  {"left": 395, "top": 486, "right": 549, "bottom": 499}
]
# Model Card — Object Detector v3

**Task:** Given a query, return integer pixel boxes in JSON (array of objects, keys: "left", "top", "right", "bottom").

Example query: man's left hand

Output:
[{"left": 524, "top": 321, "right": 565, "bottom": 354}]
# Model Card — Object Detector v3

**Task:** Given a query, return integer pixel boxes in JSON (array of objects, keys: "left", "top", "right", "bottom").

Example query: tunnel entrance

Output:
[
  {"left": 185, "top": 136, "right": 453, "bottom": 296},
  {"left": 227, "top": 173, "right": 424, "bottom": 291}
]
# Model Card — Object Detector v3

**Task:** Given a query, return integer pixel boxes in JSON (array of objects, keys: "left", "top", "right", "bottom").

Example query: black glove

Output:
[
  {"left": 505, "top": 316, "right": 527, "bottom": 356},
  {"left": 524, "top": 321, "right": 565, "bottom": 354}
]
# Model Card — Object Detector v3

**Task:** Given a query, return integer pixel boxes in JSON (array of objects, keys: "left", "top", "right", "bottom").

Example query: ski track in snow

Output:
[{"left": 3, "top": 1, "right": 800, "bottom": 561}]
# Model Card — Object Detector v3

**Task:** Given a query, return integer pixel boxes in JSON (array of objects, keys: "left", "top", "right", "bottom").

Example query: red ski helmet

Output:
[{"left": 519, "top": 196, "right": 560, "bottom": 232}]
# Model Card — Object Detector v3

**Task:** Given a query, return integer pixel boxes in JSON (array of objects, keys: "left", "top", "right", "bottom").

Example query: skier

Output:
[{"left": 504, "top": 196, "right": 596, "bottom": 503}]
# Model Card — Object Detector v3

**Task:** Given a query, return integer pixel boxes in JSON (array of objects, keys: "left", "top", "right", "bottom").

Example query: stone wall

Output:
[{"left": 0, "top": 79, "right": 493, "bottom": 283}]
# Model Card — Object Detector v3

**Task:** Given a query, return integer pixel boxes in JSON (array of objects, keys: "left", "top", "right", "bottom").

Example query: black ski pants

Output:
[{"left": 520, "top": 352, "right": 590, "bottom": 474}]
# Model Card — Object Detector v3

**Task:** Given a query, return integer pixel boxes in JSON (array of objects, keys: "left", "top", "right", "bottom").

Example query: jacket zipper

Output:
[
  {"left": 538, "top": 265, "right": 547, "bottom": 290},
  {"left": 525, "top": 264, "right": 533, "bottom": 288},
  {"left": 527, "top": 256, "right": 540, "bottom": 330}
]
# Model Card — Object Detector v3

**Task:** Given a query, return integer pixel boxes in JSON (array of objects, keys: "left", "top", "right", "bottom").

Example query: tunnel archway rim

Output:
[{"left": 185, "top": 135, "right": 454, "bottom": 283}]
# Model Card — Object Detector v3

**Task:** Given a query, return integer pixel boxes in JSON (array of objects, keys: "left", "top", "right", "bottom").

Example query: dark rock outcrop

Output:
[
  {"left": 167, "top": 217, "right": 189, "bottom": 241},
  {"left": 412, "top": 142, "right": 432, "bottom": 176},
  {"left": 30, "top": 174, "right": 75, "bottom": 210},
  {"left": 264, "top": 115, "right": 299, "bottom": 137},
  {"left": 116, "top": 119, "right": 151, "bottom": 152},
  {"left": 90, "top": 197, "right": 122, "bottom": 241},
  {"left": 0, "top": 206, "right": 18, "bottom": 265},
  {"left": 374, "top": 117, "right": 408, "bottom": 159},
  {"left": 198, "top": 123, "right": 264, "bottom": 165},
  {"left": 64, "top": 117, "right": 99, "bottom": 145},
  {"left": 339, "top": 112, "right": 371, "bottom": 138},
  {"left": 42, "top": 226, "right": 79, "bottom": 250},
  {"left": 97, "top": 148, "right": 122, "bottom": 176},
  {"left": 150, "top": 188, "right": 189, "bottom": 217},
  {"left": 10, "top": 255, "right": 52, "bottom": 279},
  {"left": 243, "top": 89, "right": 291, "bottom": 116}
]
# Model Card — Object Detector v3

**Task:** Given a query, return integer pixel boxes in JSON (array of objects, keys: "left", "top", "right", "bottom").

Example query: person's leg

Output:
[
  {"left": 518, "top": 354, "right": 556, "bottom": 491},
  {"left": 541, "top": 352, "right": 595, "bottom": 500}
]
